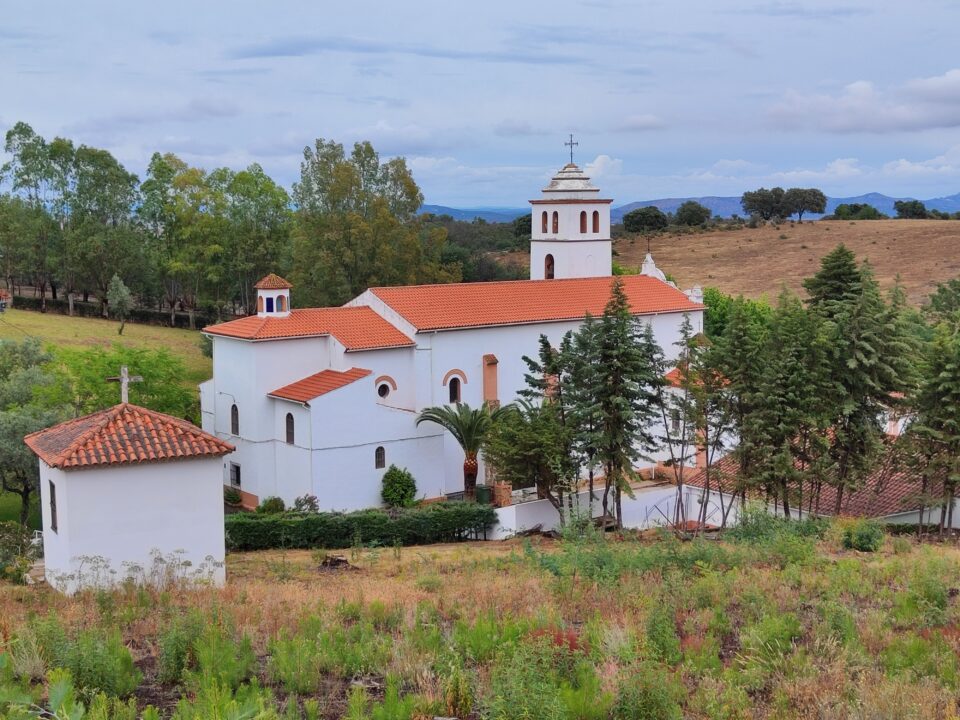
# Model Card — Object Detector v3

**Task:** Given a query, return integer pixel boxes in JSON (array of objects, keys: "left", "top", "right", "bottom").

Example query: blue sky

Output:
[{"left": 4, "top": 0, "right": 960, "bottom": 205}]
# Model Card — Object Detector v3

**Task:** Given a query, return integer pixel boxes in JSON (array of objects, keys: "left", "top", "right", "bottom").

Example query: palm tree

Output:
[{"left": 416, "top": 402, "right": 506, "bottom": 501}]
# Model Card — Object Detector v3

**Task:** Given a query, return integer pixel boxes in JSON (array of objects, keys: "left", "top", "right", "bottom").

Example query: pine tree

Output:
[
  {"left": 802, "top": 243, "right": 861, "bottom": 318},
  {"left": 908, "top": 322, "right": 960, "bottom": 533},
  {"left": 593, "top": 278, "right": 660, "bottom": 527},
  {"left": 751, "top": 291, "right": 833, "bottom": 516},
  {"left": 818, "top": 264, "right": 914, "bottom": 512},
  {"left": 566, "top": 316, "right": 604, "bottom": 506},
  {"left": 712, "top": 296, "right": 770, "bottom": 524}
]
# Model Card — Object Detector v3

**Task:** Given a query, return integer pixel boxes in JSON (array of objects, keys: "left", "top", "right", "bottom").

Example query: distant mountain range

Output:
[{"left": 420, "top": 192, "right": 960, "bottom": 223}]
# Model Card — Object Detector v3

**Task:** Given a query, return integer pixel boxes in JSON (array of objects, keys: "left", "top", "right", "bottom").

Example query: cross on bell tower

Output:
[
  {"left": 564, "top": 133, "right": 578, "bottom": 164},
  {"left": 106, "top": 366, "right": 143, "bottom": 404}
]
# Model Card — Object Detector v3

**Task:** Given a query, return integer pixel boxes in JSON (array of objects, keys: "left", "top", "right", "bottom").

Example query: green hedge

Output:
[{"left": 224, "top": 502, "right": 498, "bottom": 551}]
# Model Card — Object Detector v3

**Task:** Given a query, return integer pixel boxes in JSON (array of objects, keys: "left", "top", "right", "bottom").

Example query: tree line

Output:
[
  {"left": 446, "top": 244, "right": 960, "bottom": 534},
  {"left": 0, "top": 122, "right": 481, "bottom": 325}
]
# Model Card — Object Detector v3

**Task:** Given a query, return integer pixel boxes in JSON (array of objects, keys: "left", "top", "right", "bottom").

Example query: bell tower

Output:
[
  {"left": 254, "top": 273, "right": 292, "bottom": 317},
  {"left": 529, "top": 137, "right": 613, "bottom": 280}
]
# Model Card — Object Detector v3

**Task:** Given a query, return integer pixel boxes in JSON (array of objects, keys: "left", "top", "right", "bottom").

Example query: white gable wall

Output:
[{"left": 38, "top": 457, "right": 226, "bottom": 594}]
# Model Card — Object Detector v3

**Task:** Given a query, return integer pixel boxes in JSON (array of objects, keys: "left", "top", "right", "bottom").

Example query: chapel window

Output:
[
  {"left": 230, "top": 404, "right": 239, "bottom": 435},
  {"left": 541, "top": 211, "right": 548, "bottom": 233},
  {"left": 285, "top": 412, "right": 295, "bottom": 444},
  {"left": 375, "top": 446, "right": 386, "bottom": 469},
  {"left": 266, "top": 297, "right": 274, "bottom": 313},
  {"left": 49, "top": 480, "right": 58, "bottom": 533},
  {"left": 544, "top": 254, "right": 555, "bottom": 280},
  {"left": 580, "top": 211, "right": 587, "bottom": 233},
  {"left": 552, "top": 211, "right": 559, "bottom": 234},
  {"left": 449, "top": 376, "right": 462, "bottom": 404},
  {"left": 592, "top": 210, "right": 600, "bottom": 233}
]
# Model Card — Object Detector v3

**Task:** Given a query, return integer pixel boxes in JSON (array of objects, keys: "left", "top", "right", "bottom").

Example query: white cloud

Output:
[
  {"left": 769, "top": 69, "right": 960, "bottom": 133},
  {"left": 585, "top": 154, "right": 623, "bottom": 179},
  {"left": 881, "top": 145, "right": 960, "bottom": 178}
]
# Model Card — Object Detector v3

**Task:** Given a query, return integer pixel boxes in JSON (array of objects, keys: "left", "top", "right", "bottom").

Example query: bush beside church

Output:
[{"left": 224, "top": 502, "right": 497, "bottom": 551}]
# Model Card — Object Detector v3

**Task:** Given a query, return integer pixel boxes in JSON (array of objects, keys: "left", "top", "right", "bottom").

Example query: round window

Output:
[{"left": 377, "top": 383, "right": 391, "bottom": 398}]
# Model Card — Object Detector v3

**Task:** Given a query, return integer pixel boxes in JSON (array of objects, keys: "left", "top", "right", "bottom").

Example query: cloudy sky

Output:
[{"left": 3, "top": 0, "right": 960, "bottom": 206}]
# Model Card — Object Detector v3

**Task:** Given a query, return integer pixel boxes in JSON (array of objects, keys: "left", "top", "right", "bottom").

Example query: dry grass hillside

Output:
[
  {"left": 506, "top": 220, "right": 960, "bottom": 305},
  {"left": 618, "top": 219, "right": 960, "bottom": 305}
]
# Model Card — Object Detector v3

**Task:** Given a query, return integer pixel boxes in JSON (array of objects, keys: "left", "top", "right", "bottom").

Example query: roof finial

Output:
[
  {"left": 106, "top": 365, "right": 143, "bottom": 404},
  {"left": 564, "top": 133, "right": 578, "bottom": 165}
]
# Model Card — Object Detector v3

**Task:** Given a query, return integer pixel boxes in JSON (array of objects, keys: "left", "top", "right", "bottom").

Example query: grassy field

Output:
[
  {"left": 1, "top": 520, "right": 959, "bottom": 718},
  {"left": 0, "top": 308, "right": 211, "bottom": 387}
]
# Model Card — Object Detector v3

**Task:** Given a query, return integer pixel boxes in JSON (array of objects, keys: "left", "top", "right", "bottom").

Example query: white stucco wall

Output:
[
  {"left": 530, "top": 239, "right": 613, "bottom": 280},
  {"left": 38, "top": 457, "right": 226, "bottom": 594}
]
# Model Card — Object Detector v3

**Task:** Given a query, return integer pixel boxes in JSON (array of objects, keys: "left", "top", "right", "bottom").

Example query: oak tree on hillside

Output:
[{"left": 623, "top": 206, "right": 668, "bottom": 233}]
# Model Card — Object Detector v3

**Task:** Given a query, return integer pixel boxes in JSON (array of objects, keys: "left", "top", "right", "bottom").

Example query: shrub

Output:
[
  {"left": 645, "top": 604, "right": 681, "bottom": 665},
  {"left": 190, "top": 624, "right": 256, "bottom": 690},
  {"left": 0, "top": 520, "right": 39, "bottom": 584},
  {"left": 841, "top": 518, "right": 884, "bottom": 552},
  {"left": 158, "top": 610, "right": 205, "bottom": 685},
  {"left": 292, "top": 494, "right": 320, "bottom": 513},
  {"left": 223, "top": 488, "right": 242, "bottom": 507},
  {"left": 31, "top": 618, "right": 141, "bottom": 700},
  {"left": 485, "top": 643, "right": 566, "bottom": 720},
  {"left": 613, "top": 663, "right": 683, "bottom": 720},
  {"left": 381, "top": 465, "right": 417, "bottom": 508},
  {"left": 224, "top": 501, "right": 496, "bottom": 551},
  {"left": 257, "top": 496, "right": 286, "bottom": 514}
]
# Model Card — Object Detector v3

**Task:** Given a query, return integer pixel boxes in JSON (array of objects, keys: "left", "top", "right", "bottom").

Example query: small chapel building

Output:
[
  {"left": 201, "top": 159, "right": 705, "bottom": 511},
  {"left": 25, "top": 403, "right": 234, "bottom": 594}
]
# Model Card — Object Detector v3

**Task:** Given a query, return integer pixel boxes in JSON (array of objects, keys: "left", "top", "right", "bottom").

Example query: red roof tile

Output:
[
  {"left": 24, "top": 404, "right": 234, "bottom": 470},
  {"left": 370, "top": 275, "right": 702, "bottom": 331},
  {"left": 685, "top": 448, "right": 939, "bottom": 519},
  {"left": 254, "top": 273, "right": 293, "bottom": 290},
  {"left": 268, "top": 368, "right": 372, "bottom": 403},
  {"left": 204, "top": 307, "right": 414, "bottom": 350}
]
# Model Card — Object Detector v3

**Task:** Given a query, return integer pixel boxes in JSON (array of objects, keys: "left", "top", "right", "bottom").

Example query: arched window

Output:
[
  {"left": 230, "top": 404, "right": 239, "bottom": 435},
  {"left": 277, "top": 295, "right": 286, "bottom": 311},
  {"left": 544, "top": 254, "right": 555, "bottom": 280},
  {"left": 265, "top": 297, "right": 274, "bottom": 313},
  {"left": 285, "top": 412, "right": 294, "bottom": 444},
  {"left": 579, "top": 211, "right": 587, "bottom": 233},
  {"left": 592, "top": 210, "right": 600, "bottom": 233},
  {"left": 257, "top": 296, "right": 264, "bottom": 313},
  {"left": 375, "top": 446, "right": 386, "bottom": 469},
  {"left": 541, "top": 211, "right": 548, "bottom": 233},
  {"left": 552, "top": 211, "right": 559, "bottom": 234},
  {"left": 449, "top": 376, "right": 462, "bottom": 404}
]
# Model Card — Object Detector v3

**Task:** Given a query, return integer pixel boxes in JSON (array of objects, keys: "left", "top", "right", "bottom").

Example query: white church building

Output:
[{"left": 201, "top": 161, "right": 705, "bottom": 511}]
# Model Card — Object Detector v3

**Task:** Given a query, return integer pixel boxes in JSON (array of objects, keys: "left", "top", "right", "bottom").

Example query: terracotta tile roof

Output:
[
  {"left": 268, "top": 368, "right": 372, "bottom": 403},
  {"left": 370, "top": 275, "right": 702, "bottom": 331},
  {"left": 685, "top": 449, "right": 940, "bottom": 519},
  {"left": 254, "top": 273, "right": 293, "bottom": 290},
  {"left": 204, "top": 307, "right": 414, "bottom": 350},
  {"left": 665, "top": 368, "right": 682, "bottom": 387},
  {"left": 24, "top": 404, "right": 234, "bottom": 470}
]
